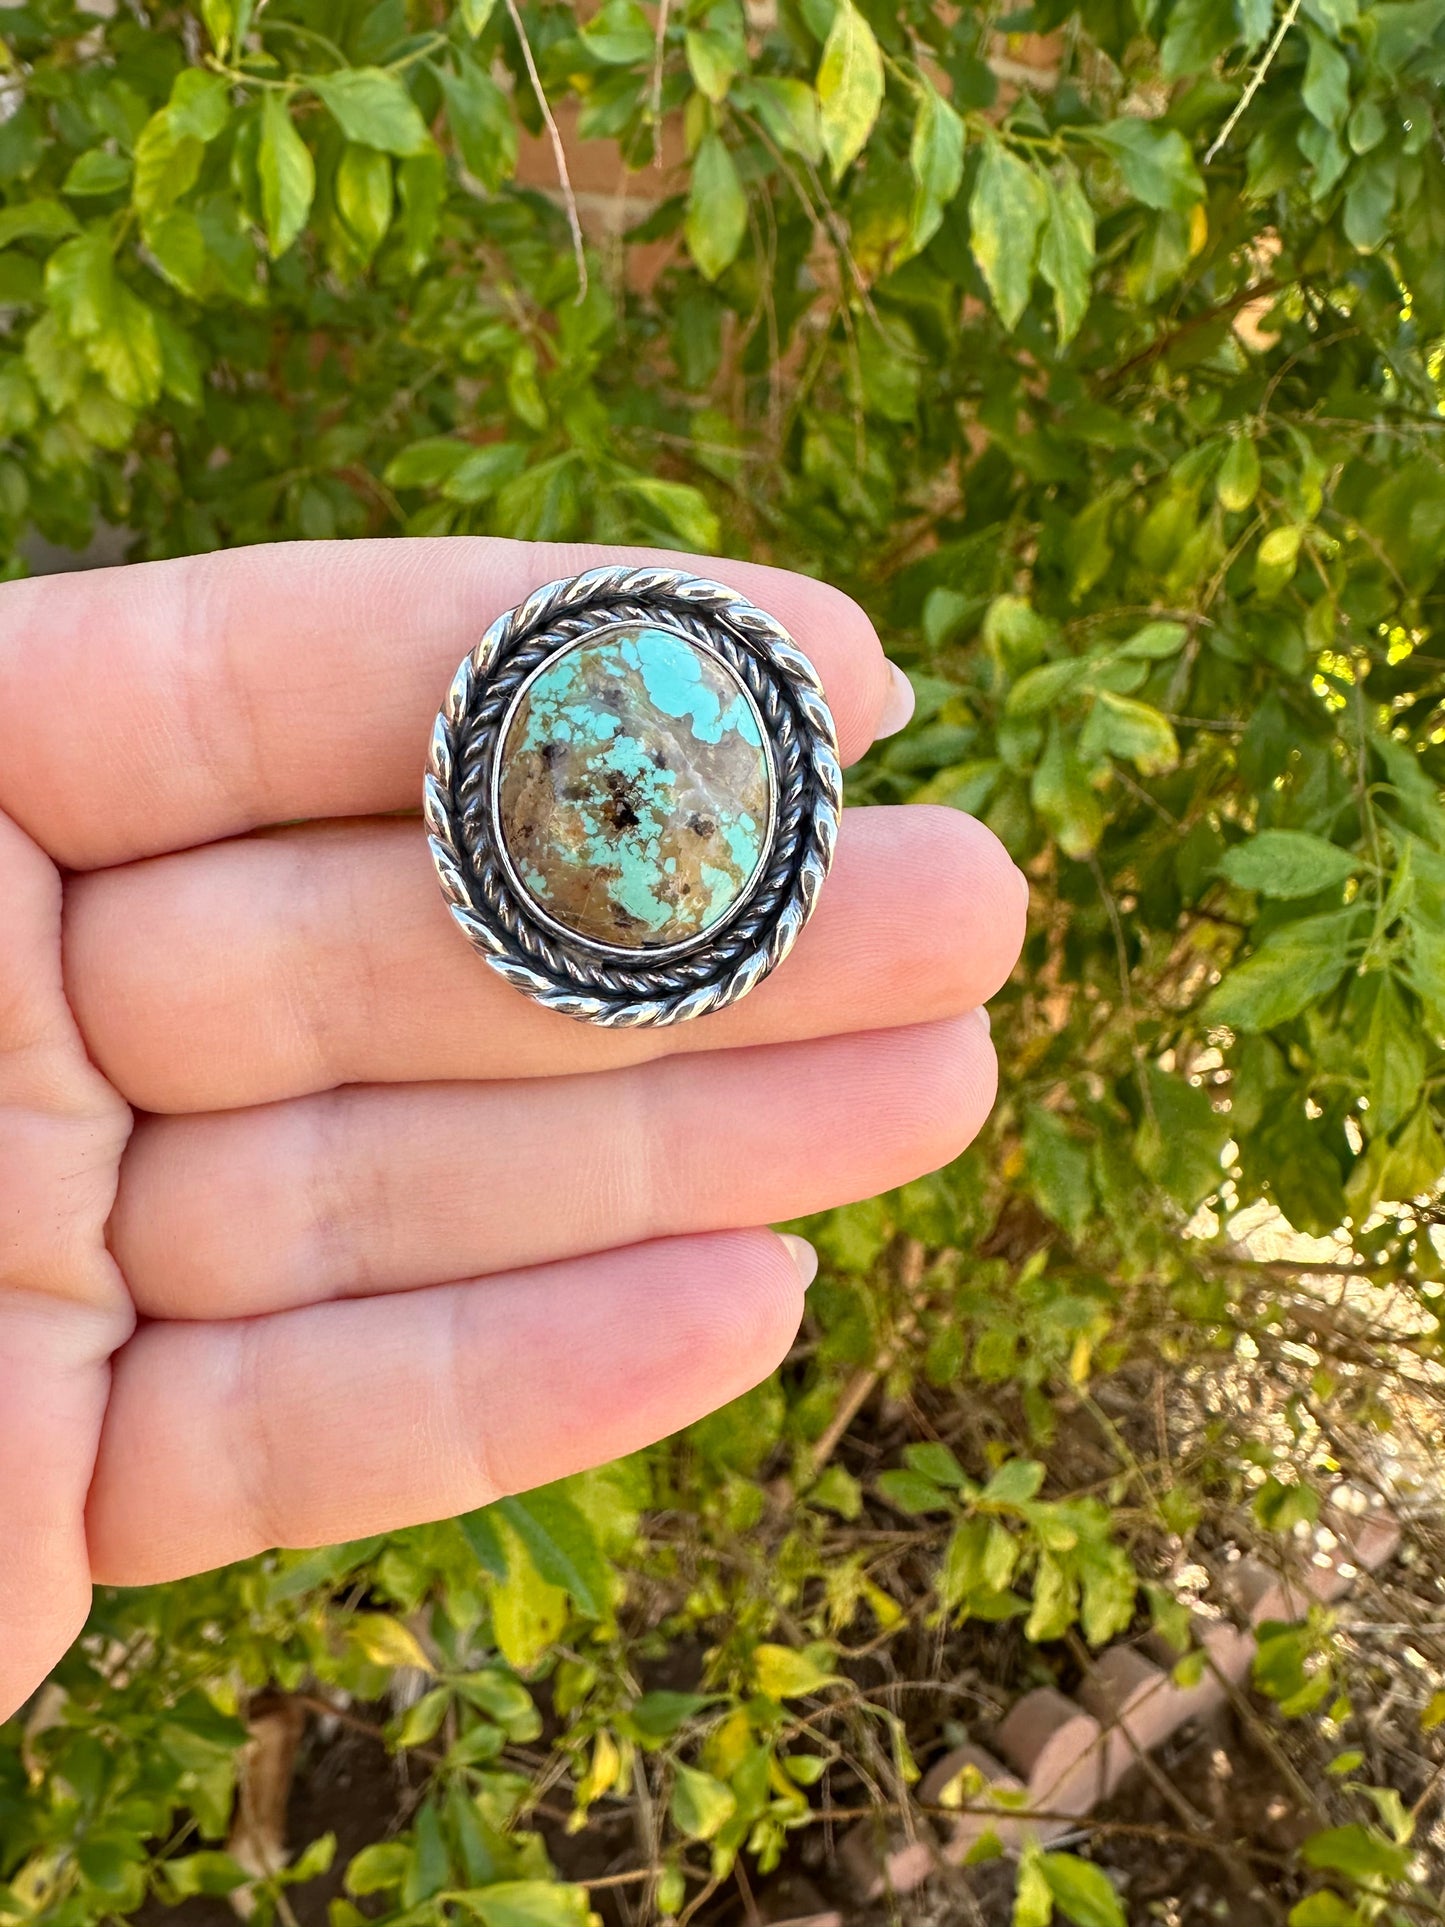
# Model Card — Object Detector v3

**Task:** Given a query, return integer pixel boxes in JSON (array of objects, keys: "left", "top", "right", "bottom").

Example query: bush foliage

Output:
[{"left": 2, "top": 0, "right": 1444, "bottom": 1922}]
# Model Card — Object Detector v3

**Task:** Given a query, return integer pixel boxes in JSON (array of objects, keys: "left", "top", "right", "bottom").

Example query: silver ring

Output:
[{"left": 426, "top": 564, "right": 842, "bottom": 1027}]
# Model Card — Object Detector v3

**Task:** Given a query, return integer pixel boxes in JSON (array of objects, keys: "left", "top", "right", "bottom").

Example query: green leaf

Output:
[
  {"left": 0, "top": 199, "right": 79, "bottom": 248},
  {"left": 1289, "top": 1895, "right": 1363, "bottom": 1927},
  {"left": 1255, "top": 524, "right": 1302, "bottom": 595},
  {"left": 258, "top": 94, "right": 315, "bottom": 256},
  {"left": 443, "top": 442, "right": 528, "bottom": 504},
  {"left": 1205, "top": 914, "right": 1354, "bottom": 1030},
  {"left": 133, "top": 113, "right": 203, "bottom": 220},
  {"left": 438, "top": 54, "right": 518, "bottom": 190},
  {"left": 1032, "top": 716, "right": 1103, "bottom": 858},
  {"left": 670, "top": 1763, "right": 737, "bottom": 1841},
  {"left": 1216, "top": 435, "right": 1261, "bottom": 511},
  {"left": 456, "top": 1503, "right": 509, "bottom": 1578},
  {"left": 490, "top": 1532, "right": 568, "bottom": 1671},
  {"left": 396, "top": 1685, "right": 450, "bottom": 1747},
  {"left": 345, "top": 1842, "right": 412, "bottom": 1897},
  {"left": 1081, "top": 690, "right": 1179, "bottom": 775},
  {"left": 620, "top": 474, "right": 720, "bottom": 549},
  {"left": 44, "top": 230, "right": 114, "bottom": 337},
  {"left": 1119, "top": 619, "right": 1188, "bottom": 660},
  {"left": 970, "top": 139, "right": 1048, "bottom": 330},
  {"left": 981, "top": 1459, "right": 1046, "bottom": 1506},
  {"left": 1081, "top": 119, "right": 1204, "bottom": 213},
  {"left": 1218, "top": 830, "right": 1356, "bottom": 898},
  {"left": 743, "top": 77, "right": 822, "bottom": 164},
  {"left": 1161, "top": 0, "right": 1238, "bottom": 76},
  {"left": 496, "top": 1484, "right": 610, "bottom": 1617},
  {"left": 686, "top": 131, "right": 747, "bottom": 283},
  {"left": 1039, "top": 1853, "right": 1126, "bottom": 1927},
  {"left": 1024, "top": 1109, "right": 1094, "bottom": 1239},
  {"left": 335, "top": 143, "right": 392, "bottom": 257},
  {"left": 86, "top": 285, "right": 163, "bottom": 408},
  {"left": 581, "top": 2, "right": 653, "bottom": 64},
  {"left": 465, "top": 1881, "right": 592, "bottom": 1927},
  {"left": 752, "top": 1643, "right": 841, "bottom": 1699},
  {"left": 1026, "top": 1550, "right": 1077, "bottom": 1641},
  {"left": 877, "top": 1467, "right": 953, "bottom": 1514},
  {"left": 1344, "top": 149, "right": 1397, "bottom": 251},
  {"left": 170, "top": 69, "right": 231, "bottom": 142},
  {"left": 460, "top": 0, "right": 499, "bottom": 33},
  {"left": 1007, "top": 655, "right": 1092, "bottom": 716},
  {"left": 906, "top": 82, "right": 965, "bottom": 258},
  {"left": 1301, "top": 1824, "right": 1412, "bottom": 1884},
  {"left": 1038, "top": 168, "right": 1095, "bottom": 344},
  {"left": 62, "top": 151, "right": 132, "bottom": 197},
  {"left": 687, "top": 28, "right": 739, "bottom": 103},
  {"left": 904, "top": 1440, "right": 971, "bottom": 1488},
  {"left": 1015, "top": 1852, "right": 1055, "bottom": 1927},
  {"left": 160, "top": 1852, "right": 249, "bottom": 1899},
  {"left": 312, "top": 69, "right": 432, "bottom": 157},
  {"left": 816, "top": 0, "right": 884, "bottom": 181},
  {"left": 1302, "top": 30, "right": 1351, "bottom": 133},
  {"left": 1135, "top": 1064, "right": 1229, "bottom": 1209}
]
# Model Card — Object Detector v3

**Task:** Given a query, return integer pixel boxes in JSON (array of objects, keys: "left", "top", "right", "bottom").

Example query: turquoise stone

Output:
[{"left": 497, "top": 625, "right": 773, "bottom": 951}]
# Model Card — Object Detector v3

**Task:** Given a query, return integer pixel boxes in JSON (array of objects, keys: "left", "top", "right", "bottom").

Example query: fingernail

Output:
[
  {"left": 778, "top": 1233, "right": 819, "bottom": 1289},
  {"left": 874, "top": 662, "right": 916, "bottom": 740},
  {"left": 1011, "top": 863, "right": 1031, "bottom": 912},
  {"left": 970, "top": 1004, "right": 992, "bottom": 1035}
]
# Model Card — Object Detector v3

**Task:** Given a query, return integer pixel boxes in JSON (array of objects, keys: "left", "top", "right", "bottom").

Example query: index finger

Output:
[{"left": 0, "top": 538, "right": 893, "bottom": 871}]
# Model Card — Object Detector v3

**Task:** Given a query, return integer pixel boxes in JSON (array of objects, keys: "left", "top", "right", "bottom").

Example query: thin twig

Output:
[
  {"left": 649, "top": 0, "right": 670, "bottom": 167},
  {"left": 1205, "top": 0, "right": 1303, "bottom": 164},
  {"left": 504, "top": 0, "right": 588, "bottom": 301}
]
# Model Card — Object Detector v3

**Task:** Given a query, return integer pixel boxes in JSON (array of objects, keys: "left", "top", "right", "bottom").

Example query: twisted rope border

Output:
[{"left": 425, "top": 565, "right": 843, "bottom": 1026}]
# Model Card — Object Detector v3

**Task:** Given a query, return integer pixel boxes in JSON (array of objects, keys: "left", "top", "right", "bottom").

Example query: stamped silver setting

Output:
[{"left": 425, "top": 565, "right": 843, "bottom": 1027}]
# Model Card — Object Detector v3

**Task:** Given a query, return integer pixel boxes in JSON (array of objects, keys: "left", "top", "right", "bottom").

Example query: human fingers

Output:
[
  {"left": 0, "top": 539, "right": 895, "bottom": 870},
  {"left": 0, "top": 812, "right": 134, "bottom": 1721},
  {"left": 86, "top": 1230, "right": 813, "bottom": 1586},
  {"left": 67, "top": 805, "right": 1025, "bottom": 1113},
  {"left": 112, "top": 1014, "right": 996, "bottom": 1319}
]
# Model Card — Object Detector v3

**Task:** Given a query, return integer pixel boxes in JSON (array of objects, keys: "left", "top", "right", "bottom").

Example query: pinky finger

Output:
[{"left": 85, "top": 1231, "right": 814, "bottom": 1586}]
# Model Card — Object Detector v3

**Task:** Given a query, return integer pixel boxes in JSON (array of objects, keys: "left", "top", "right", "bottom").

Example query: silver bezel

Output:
[
  {"left": 486, "top": 620, "right": 778, "bottom": 963},
  {"left": 425, "top": 564, "right": 842, "bottom": 1028}
]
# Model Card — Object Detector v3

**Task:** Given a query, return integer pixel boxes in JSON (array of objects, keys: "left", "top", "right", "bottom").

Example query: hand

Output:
[{"left": 0, "top": 539, "right": 1026, "bottom": 1720}]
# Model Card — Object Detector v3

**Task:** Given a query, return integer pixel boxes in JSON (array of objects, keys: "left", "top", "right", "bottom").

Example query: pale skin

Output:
[{"left": 0, "top": 538, "right": 1027, "bottom": 1722}]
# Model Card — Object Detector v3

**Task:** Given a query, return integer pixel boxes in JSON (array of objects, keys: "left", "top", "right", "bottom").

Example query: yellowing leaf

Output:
[
  {"left": 1255, "top": 525, "right": 1303, "bottom": 595},
  {"left": 816, "top": 0, "right": 883, "bottom": 181},
  {"left": 348, "top": 1613, "right": 435, "bottom": 1673},
  {"left": 1081, "top": 690, "right": 1179, "bottom": 776},
  {"left": 752, "top": 1642, "right": 840, "bottom": 1700},
  {"left": 970, "top": 139, "right": 1048, "bottom": 330}
]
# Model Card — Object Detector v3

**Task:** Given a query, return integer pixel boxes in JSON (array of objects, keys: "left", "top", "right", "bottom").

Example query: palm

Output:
[{"left": 0, "top": 538, "right": 1024, "bottom": 1723}]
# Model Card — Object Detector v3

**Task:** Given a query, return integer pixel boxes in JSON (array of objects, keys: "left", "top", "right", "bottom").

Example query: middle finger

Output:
[{"left": 67, "top": 805, "right": 1027, "bottom": 1113}]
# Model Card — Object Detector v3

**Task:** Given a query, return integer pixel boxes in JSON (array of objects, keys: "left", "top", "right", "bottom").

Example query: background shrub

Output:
[{"left": 1, "top": 2, "right": 1443, "bottom": 1923}]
